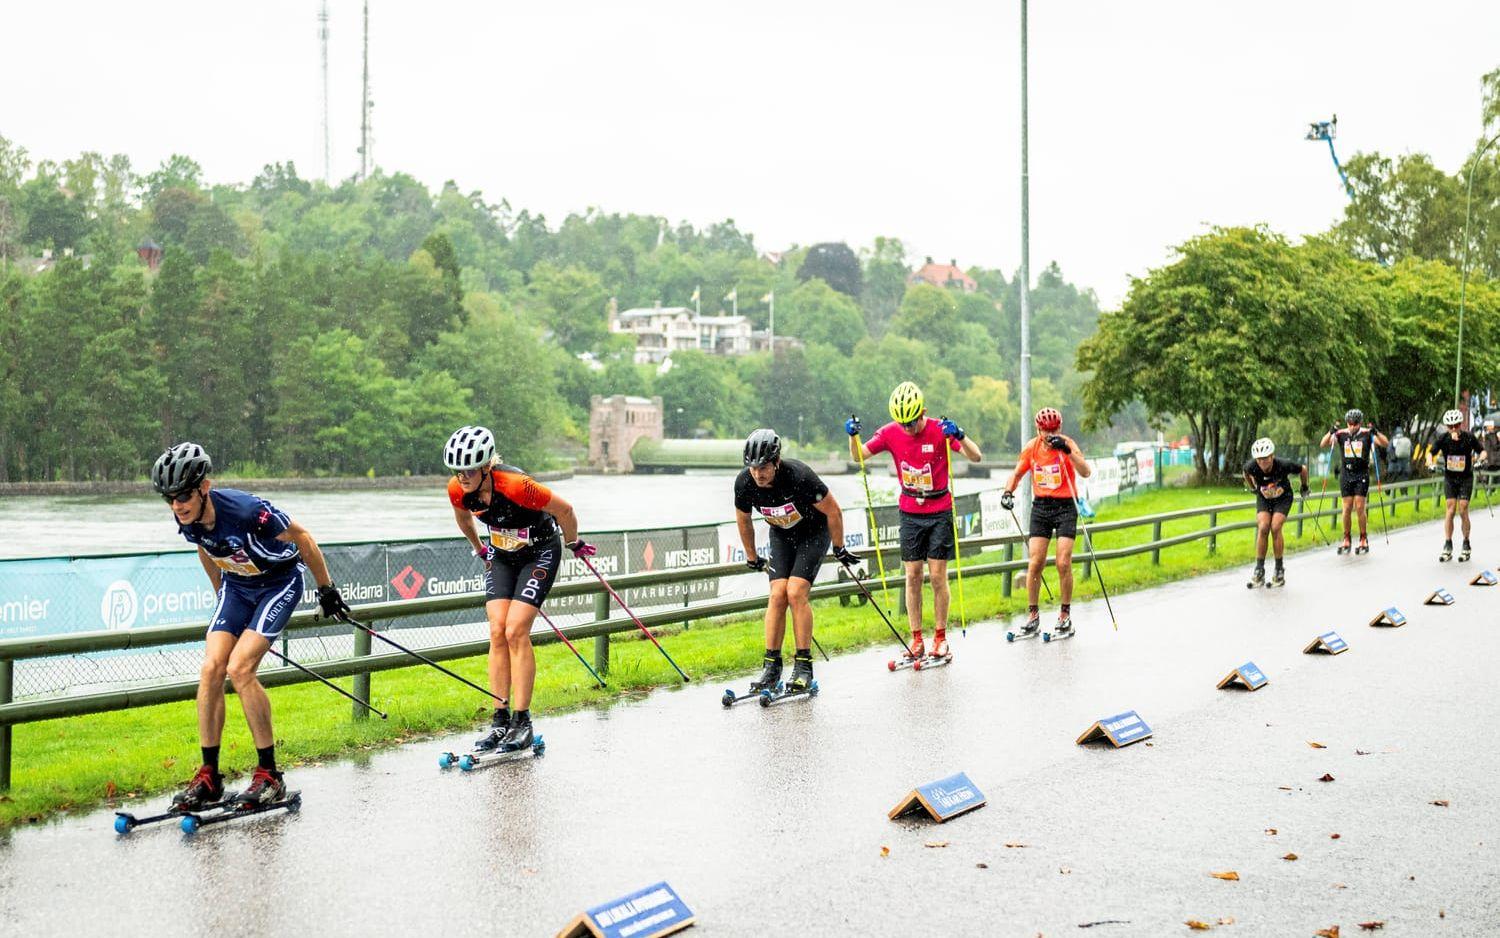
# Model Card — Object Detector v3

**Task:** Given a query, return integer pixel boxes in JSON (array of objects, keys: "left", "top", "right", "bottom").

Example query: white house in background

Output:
[{"left": 609, "top": 300, "right": 754, "bottom": 364}]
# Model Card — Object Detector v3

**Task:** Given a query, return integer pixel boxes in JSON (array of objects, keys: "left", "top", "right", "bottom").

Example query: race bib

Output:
[
  {"left": 1259, "top": 483, "right": 1285, "bottom": 498},
  {"left": 899, "top": 461, "right": 935, "bottom": 494},
  {"left": 758, "top": 502, "right": 804, "bottom": 529},
  {"left": 1032, "top": 462, "right": 1062, "bottom": 494},
  {"left": 1446, "top": 454, "right": 1468, "bottom": 473},
  {"left": 489, "top": 527, "right": 533, "bottom": 552},
  {"left": 211, "top": 550, "right": 262, "bottom": 577},
  {"left": 1343, "top": 440, "right": 1363, "bottom": 459}
]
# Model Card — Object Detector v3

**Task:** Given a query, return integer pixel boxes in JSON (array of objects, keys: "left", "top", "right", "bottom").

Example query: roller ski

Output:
[
  {"left": 726, "top": 655, "right": 784, "bottom": 705},
  {"left": 1458, "top": 541, "right": 1472, "bottom": 563},
  {"left": 1439, "top": 541, "right": 1453, "bottom": 563},
  {"left": 1005, "top": 615, "right": 1041, "bottom": 643},
  {"left": 1336, "top": 539, "right": 1351, "bottom": 556},
  {"left": 439, "top": 715, "right": 546, "bottom": 770},
  {"left": 1271, "top": 564, "right": 1285, "bottom": 588},
  {"left": 913, "top": 637, "right": 953, "bottom": 670},
  {"left": 1246, "top": 565, "right": 1267, "bottom": 589},
  {"left": 888, "top": 637, "right": 926, "bottom": 671},
  {"left": 179, "top": 768, "right": 300, "bottom": 833},
  {"left": 760, "top": 656, "right": 818, "bottom": 706},
  {"left": 1354, "top": 537, "right": 1369, "bottom": 555},
  {"left": 1042, "top": 612, "right": 1074, "bottom": 643},
  {"left": 115, "top": 767, "right": 239, "bottom": 834}
]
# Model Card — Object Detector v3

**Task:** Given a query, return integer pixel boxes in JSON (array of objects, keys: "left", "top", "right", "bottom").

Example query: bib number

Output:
[
  {"left": 899, "top": 462, "right": 935, "bottom": 494},
  {"left": 1343, "top": 440, "right": 1363, "bottom": 459},
  {"left": 489, "top": 527, "right": 533, "bottom": 552},
  {"left": 1446, "top": 454, "right": 1468, "bottom": 473},
  {"left": 758, "top": 503, "right": 804, "bottom": 529},
  {"left": 1033, "top": 462, "right": 1062, "bottom": 494},
  {"left": 211, "top": 552, "right": 262, "bottom": 577},
  {"left": 1260, "top": 483, "right": 1285, "bottom": 498}
]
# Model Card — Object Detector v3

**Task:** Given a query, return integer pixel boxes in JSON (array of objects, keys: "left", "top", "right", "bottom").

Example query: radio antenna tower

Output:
[
  {"left": 359, "top": 0, "right": 373, "bottom": 180},
  {"left": 319, "top": 0, "right": 330, "bottom": 184}
]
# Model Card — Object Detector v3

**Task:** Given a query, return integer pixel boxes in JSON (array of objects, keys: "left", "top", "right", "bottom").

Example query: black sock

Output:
[
  {"left": 765, "top": 649, "right": 782, "bottom": 662},
  {"left": 794, "top": 648, "right": 812, "bottom": 661},
  {"left": 513, "top": 709, "right": 531, "bottom": 725},
  {"left": 201, "top": 745, "right": 220, "bottom": 772},
  {"left": 1060, "top": 603, "right": 1070, "bottom": 615},
  {"left": 256, "top": 745, "right": 276, "bottom": 773},
  {"left": 1027, "top": 605, "right": 1039, "bottom": 616}
]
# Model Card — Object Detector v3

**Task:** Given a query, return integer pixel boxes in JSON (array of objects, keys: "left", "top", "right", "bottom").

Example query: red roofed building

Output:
[{"left": 908, "top": 257, "right": 978, "bottom": 293}]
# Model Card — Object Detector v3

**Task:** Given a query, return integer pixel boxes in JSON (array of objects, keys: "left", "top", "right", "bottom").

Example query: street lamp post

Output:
[{"left": 1455, "top": 131, "right": 1500, "bottom": 409}]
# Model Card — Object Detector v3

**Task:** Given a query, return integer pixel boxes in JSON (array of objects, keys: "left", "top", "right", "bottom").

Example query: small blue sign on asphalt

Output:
[
  {"left": 1368, "top": 607, "right": 1407, "bottom": 627},
  {"left": 888, "top": 771, "right": 987, "bottom": 823},
  {"left": 1217, "top": 661, "right": 1268, "bottom": 691},
  {"left": 1425, "top": 588, "right": 1456, "bottom": 606},
  {"left": 558, "top": 881, "right": 695, "bottom": 938},
  {"left": 1469, "top": 570, "right": 1497, "bottom": 586},
  {"left": 1303, "top": 631, "right": 1349, "bottom": 655},
  {"left": 1076, "top": 710, "right": 1153, "bottom": 747}
]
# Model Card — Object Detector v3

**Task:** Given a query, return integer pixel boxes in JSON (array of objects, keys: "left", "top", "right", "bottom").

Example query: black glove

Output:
[
  {"left": 832, "top": 544, "right": 858, "bottom": 567},
  {"left": 317, "top": 584, "right": 351, "bottom": 619},
  {"left": 1300, "top": 482, "right": 1309, "bottom": 497},
  {"left": 1000, "top": 490, "right": 1015, "bottom": 511},
  {"left": 1047, "top": 435, "right": 1070, "bottom": 453},
  {"left": 745, "top": 555, "right": 767, "bottom": 572}
]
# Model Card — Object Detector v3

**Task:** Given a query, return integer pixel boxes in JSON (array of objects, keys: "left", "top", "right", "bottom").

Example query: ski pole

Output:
[
  {"left": 265, "top": 646, "right": 386, "bottom": 719},
  {"left": 940, "top": 418, "right": 969, "bottom": 638},
  {"left": 535, "top": 607, "right": 609, "bottom": 688},
  {"left": 336, "top": 611, "right": 509, "bottom": 702},
  {"left": 1313, "top": 434, "right": 1336, "bottom": 546},
  {"left": 844, "top": 565, "right": 914, "bottom": 657},
  {"left": 811, "top": 634, "right": 830, "bottom": 662},
  {"left": 1005, "top": 505, "right": 1054, "bottom": 602},
  {"left": 1060, "top": 454, "right": 1118, "bottom": 631},
  {"left": 1370, "top": 442, "right": 1391, "bottom": 544},
  {"left": 851, "top": 415, "right": 893, "bottom": 608},
  {"left": 578, "top": 554, "right": 691, "bottom": 682}
]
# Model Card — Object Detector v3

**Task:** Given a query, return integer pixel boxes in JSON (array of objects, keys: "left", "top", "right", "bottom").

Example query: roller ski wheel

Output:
[
  {"left": 889, "top": 643, "right": 924, "bottom": 671},
  {"left": 724, "top": 681, "right": 780, "bottom": 706},
  {"left": 759, "top": 680, "right": 818, "bottom": 707},
  {"left": 1440, "top": 543, "right": 1453, "bottom": 563},
  {"left": 438, "top": 751, "right": 457, "bottom": 769}
]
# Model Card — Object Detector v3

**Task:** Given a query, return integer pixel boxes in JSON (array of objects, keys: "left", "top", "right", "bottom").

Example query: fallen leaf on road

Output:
[
  {"left": 1059, "top": 867, "right": 1072, "bottom": 875},
  {"left": 880, "top": 846, "right": 890, "bottom": 858},
  {"left": 1278, "top": 786, "right": 1294, "bottom": 791},
  {"left": 1314, "top": 927, "right": 1340, "bottom": 938},
  {"left": 1331, "top": 833, "right": 1341, "bottom": 839},
  {"left": 1210, "top": 871, "right": 1240, "bottom": 881},
  {"left": 1184, "top": 921, "right": 1212, "bottom": 931},
  {"left": 1439, "top": 910, "right": 1445, "bottom": 918},
  {"left": 1282, "top": 853, "right": 1299, "bottom": 861},
  {"left": 1333, "top": 883, "right": 1347, "bottom": 889},
  {"left": 1430, "top": 800, "right": 1450, "bottom": 807},
  {"left": 1357, "top": 924, "right": 1384, "bottom": 932},
  {"left": 1004, "top": 842, "right": 1029, "bottom": 848},
  {"left": 1265, "top": 828, "right": 1279, "bottom": 835},
  {"left": 975, "top": 862, "right": 988, "bottom": 869},
  {"left": 1308, "top": 741, "right": 1328, "bottom": 749},
  {"left": 1355, "top": 749, "right": 1370, "bottom": 755},
  {"left": 924, "top": 841, "right": 949, "bottom": 848},
  {"left": 1218, "top": 918, "right": 1236, "bottom": 926},
  {"left": 1318, "top": 773, "right": 1336, "bottom": 782}
]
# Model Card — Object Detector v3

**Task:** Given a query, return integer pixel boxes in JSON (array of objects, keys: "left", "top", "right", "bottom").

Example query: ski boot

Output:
[
  {"left": 902, "top": 636, "right": 926, "bottom": 665},
  {"left": 1336, "top": 538, "right": 1351, "bottom": 556},
  {"left": 1459, "top": 541, "right": 1472, "bottom": 563},
  {"left": 1052, "top": 611, "right": 1073, "bottom": 636},
  {"left": 1355, "top": 537, "right": 1369, "bottom": 555},
  {"left": 749, "top": 655, "right": 783, "bottom": 693},
  {"left": 1272, "top": 563, "right": 1285, "bottom": 588},
  {"left": 1005, "top": 614, "right": 1040, "bottom": 643},
  {"left": 1440, "top": 541, "right": 1453, "bottom": 563},
  {"left": 930, "top": 636, "right": 951, "bottom": 661},
  {"left": 171, "top": 765, "right": 225, "bottom": 811},
  {"left": 1247, "top": 564, "right": 1266, "bottom": 589},
  {"left": 472, "top": 710, "right": 510, "bottom": 753},
  {"left": 786, "top": 655, "right": 815, "bottom": 693},
  {"left": 235, "top": 767, "right": 287, "bottom": 808},
  {"left": 498, "top": 718, "right": 534, "bottom": 753}
]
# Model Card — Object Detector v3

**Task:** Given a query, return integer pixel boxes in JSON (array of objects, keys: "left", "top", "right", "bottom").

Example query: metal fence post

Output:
[
  {"left": 1208, "top": 510, "right": 1218, "bottom": 555},
  {"left": 0, "top": 657, "right": 11, "bottom": 790},
  {"left": 352, "top": 627, "right": 371, "bottom": 721},
  {"left": 1002, "top": 541, "right": 1014, "bottom": 597},
  {"left": 1152, "top": 520, "right": 1162, "bottom": 565},
  {"left": 593, "top": 591, "right": 610, "bottom": 677}
]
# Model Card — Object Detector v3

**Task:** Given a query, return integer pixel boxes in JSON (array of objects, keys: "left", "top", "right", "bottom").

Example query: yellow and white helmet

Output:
[{"left": 888, "top": 381, "right": 925, "bottom": 424}]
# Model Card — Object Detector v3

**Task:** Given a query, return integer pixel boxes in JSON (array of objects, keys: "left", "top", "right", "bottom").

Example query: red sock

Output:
[{"left": 934, "top": 628, "right": 946, "bottom": 644}]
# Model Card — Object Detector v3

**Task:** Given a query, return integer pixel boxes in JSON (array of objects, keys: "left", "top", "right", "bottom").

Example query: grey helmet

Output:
[
  {"left": 743, "top": 428, "right": 782, "bottom": 467},
  {"left": 152, "top": 442, "right": 212, "bottom": 496},
  {"left": 444, "top": 426, "right": 496, "bottom": 471},
  {"left": 1345, "top": 408, "right": 1364, "bottom": 424}
]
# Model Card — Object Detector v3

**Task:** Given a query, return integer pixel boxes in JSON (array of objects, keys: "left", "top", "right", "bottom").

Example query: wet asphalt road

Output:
[{"left": 1, "top": 517, "right": 1497, "bottom": 937}]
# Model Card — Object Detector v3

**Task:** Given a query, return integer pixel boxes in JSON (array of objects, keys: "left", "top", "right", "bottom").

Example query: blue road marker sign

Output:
[
  {"left": 1368, "top": 607, "right": 1407, "bottom": 627},
  {"left": 1303, "top": 631, "right": 1349, "bottom": 655},
  {"left": 1216, "top": 661, "right": 1269, "bottom": 691},
  {"left": 557, "top": 881, "right": 695, "bottom": 938},
  {"left": 1470, "top": 570, "right": 1497, "bottom": 587},
  {"left": 1425, "top": 588, "right": 1456, "bottom": 606},
  {"left": 1076, "top": 710, "right": 1153, "bottom": 747},
  {"left": 888, "top": 771, "right": 987, "bottom": 823}
]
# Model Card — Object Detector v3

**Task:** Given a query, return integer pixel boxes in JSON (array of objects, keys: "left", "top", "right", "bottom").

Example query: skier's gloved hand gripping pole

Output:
[
  {"left": 999, "top": 489, "right": 1053, "bottom": 601},
  {"left": 576, "top": 546, "right": 691, "bottom": 682},
  {"left": 1058, "top": 450, "right": 1118, "bottom": 631},
  {"left": 939, "top": 416, "right": 969, "bottom": 638},
  {"left": 847, "top": 414, "right": 893, "bottom": 608}
]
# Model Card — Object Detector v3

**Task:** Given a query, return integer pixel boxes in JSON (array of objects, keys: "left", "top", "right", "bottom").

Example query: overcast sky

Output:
[{"left": 4, "top": 1, "right": 1497, "bottom": 306}]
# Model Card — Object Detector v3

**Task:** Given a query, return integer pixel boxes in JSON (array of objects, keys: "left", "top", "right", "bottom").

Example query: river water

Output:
[{"left": 0, "top": 469, "right": 1008, "bottom": 560}]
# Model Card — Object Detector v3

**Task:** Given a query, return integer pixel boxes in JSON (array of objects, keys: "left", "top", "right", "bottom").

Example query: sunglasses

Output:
[
  {"left": 162, "top": 489, "right": 197, "bottom": 505},
  {"left": 453, "top": 467, "right": 485, "bottom": 479}
]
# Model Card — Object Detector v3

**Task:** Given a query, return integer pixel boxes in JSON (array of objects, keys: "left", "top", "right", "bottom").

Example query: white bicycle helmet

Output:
[
  {"left": 1250, "top": 437, "right": 1275, "bottom": 458},
  {"left": 1442, "top": 409, "right": 1463, "bottom": 427},
  {"left": 444, "top": 426, "right": 496, "bottom": 470}
]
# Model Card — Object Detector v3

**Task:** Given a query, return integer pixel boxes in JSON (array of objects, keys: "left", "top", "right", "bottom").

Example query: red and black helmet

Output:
[{"left": 1034, "top": 407, "right": 1062, "bottom": 432}]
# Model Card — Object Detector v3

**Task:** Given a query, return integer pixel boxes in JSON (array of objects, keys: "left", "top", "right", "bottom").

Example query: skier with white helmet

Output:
[
  {"left": 1428, "top": 409, "right": 1486, "bottom": 562},
  {"left": 1242, "top": 438, "right": 1309, "bottom": 587},
  {"left": 1319, "top": 408, "right": 1388, "bottom": 555},
  {"left": 444, "top": 426, "right": 592, "bottom": 752},
  {"left": 152, "top": 442, "right": 349, "bottom": 812}
]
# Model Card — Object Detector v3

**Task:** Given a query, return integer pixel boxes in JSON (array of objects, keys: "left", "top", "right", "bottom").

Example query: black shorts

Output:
[
  {"left": 899, "top": 510, "right": 955, "bottom": 562},
  {"left": 768, "top": 526, "right": 831, "bottom": 583},
  {"left": 1445, "top": 475, "right": 1474, "bottom": 502},
  {"left": 484, "top": 536, "right": 562, "bottom": 608},
  {"left": 1256, "top": 493, "right": 1294, "bottom": 517},
  {"left": 1029, "top": 497, "right": 1078, "bottom": 540},
  {"left": 1339, "top": 473, "right": 1369, "bottom": 498}
]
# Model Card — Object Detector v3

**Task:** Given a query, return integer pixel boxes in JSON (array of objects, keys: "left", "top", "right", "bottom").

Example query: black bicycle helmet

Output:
[
  {"left": 151, "top": 442, "right": 212, "bottom": 496},
  {"left": 743, "top": 428, "right": 782, "bottom": 468}
]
